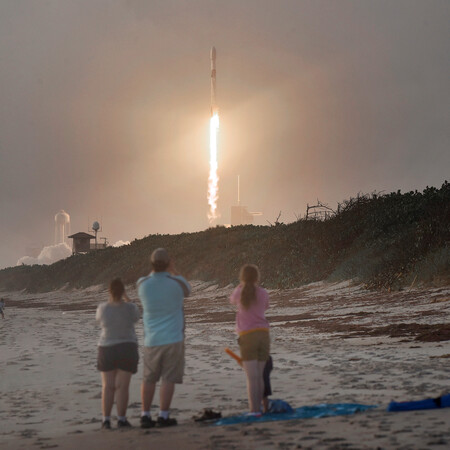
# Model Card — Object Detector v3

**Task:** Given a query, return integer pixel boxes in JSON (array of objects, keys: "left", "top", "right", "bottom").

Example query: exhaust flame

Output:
[{"left": 208, "top": 112, "right": 220, "bottom": 223}]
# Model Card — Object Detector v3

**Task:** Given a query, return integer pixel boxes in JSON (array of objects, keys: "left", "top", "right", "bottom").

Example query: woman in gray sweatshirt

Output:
[{"left": 96, "top": 278, "right": 140, "bottom": 429}]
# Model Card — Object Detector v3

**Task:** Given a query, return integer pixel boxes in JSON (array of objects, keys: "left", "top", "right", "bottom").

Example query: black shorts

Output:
[
  {"left": 97, "top": 342, "right": 139, "bottom": 374},
  {"left": 263, "top": 355, "right": 273, "bottom": 397}
]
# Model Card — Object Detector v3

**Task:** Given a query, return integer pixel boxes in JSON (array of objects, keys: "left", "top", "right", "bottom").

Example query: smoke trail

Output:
[
  {"left": 208, "top": 112, "right": 220, "bottom": 222},
  {"left": 17, "top": 243, "right": 71, "bottom": 266}
]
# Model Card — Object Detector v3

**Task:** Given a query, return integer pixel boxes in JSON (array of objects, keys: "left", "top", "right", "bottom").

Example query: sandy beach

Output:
[{"left": 1, "top": 281, "right": 449, "bottom": 449}]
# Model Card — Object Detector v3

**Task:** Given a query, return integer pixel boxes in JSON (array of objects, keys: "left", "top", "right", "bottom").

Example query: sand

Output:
[{"left": 1, "top": 281, "right": 449, "bottom": 449}]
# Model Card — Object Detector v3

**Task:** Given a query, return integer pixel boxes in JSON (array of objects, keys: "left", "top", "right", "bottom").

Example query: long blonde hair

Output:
[{"left": 239, "top": 264, "right": 260, "bottom": 310}]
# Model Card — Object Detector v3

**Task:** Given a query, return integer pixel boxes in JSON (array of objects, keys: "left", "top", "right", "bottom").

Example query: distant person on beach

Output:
[
  {"left": 230, "top": 264, "right": 270, "bottom": 416},
  {"left": 137, "top": 248, "right": 191, "bottom": 428},
  {"left": 96, "top": 278, "right": 140, "bottom": 429},
  {"left": 0, "top": 298, "right": 5, "bottom": 319}
]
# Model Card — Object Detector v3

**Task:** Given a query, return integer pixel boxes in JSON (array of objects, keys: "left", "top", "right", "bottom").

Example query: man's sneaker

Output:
[
  {"left": 101, "top": 420, "right": 111, "bottom": 430},
  {"left": 140, "top": 415, "right": 155, "bottom": 429},
  {"left": 117, "top": 419, "right": 132, "bottom": 428},
  {"left": 156, "top": 416, "right": 177, "bottom": 427}
]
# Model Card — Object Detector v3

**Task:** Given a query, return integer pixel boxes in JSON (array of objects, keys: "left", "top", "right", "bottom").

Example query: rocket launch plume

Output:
[
  {"left": 208, "top": 47, "right": 219, "bottom": 223},
  {"left": 208, "top": 112, "right": 219, "bottom": 222}
]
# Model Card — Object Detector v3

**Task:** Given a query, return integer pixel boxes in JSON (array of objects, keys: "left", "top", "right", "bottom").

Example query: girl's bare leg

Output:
[
  {"left": 243, "top": 360, "right": 265, "bottom": 413},
  {"left": 101, "top": 370, "right": 117, "bottom": 417},
  {"left": 115, "top": 370, "right": 133, "bottom": 417}
]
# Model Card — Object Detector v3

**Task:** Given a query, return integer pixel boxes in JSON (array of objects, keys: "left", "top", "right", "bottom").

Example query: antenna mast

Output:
[{"left": 237, "top": 175, "right": 240, "bottom": 205}]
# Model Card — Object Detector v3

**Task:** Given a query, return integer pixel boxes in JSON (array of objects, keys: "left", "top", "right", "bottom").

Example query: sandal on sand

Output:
[{"left": 193, "top": 408, "right": 222, "bottom": 422}]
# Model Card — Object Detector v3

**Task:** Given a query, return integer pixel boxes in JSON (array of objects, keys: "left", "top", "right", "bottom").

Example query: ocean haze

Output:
[{"left": 1, "top": 0, "right": 449, "bottom": 269}]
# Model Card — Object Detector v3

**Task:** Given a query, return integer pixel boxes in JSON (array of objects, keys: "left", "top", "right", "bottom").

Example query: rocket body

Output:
[{"left": 210, "top": 46, "right": 218, "bottom": 116}]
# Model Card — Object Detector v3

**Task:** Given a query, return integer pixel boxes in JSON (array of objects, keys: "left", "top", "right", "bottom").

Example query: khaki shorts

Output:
[
  {"left": 238, "top": 330, "right": 270, "bottom": 362},
  {"left": 143, "top": 341, "right": 185, "bottom": 384}
]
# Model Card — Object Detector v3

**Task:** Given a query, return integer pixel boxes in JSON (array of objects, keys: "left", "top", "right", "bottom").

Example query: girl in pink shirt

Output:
[{"left": 230, "top": 264, "right": 270, "bottom": 415}]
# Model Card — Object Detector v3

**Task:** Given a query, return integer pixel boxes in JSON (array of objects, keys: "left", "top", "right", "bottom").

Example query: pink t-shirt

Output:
[{"left": 230, "top": 285, "right": 270, "bottom": 334}]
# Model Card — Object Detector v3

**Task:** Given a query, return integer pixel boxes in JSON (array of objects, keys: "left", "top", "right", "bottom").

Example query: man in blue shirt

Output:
[{"left": 137, "top": 248, "right": 191, "bottom": 428}]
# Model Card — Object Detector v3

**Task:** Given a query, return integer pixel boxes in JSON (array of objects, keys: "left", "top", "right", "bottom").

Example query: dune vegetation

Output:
[{"left": 1, "top": 182, "right": 448, "bottom": 293}]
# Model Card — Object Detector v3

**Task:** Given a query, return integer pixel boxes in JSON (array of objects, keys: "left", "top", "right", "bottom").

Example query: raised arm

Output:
[
  {"left": 230, "top": 286, "right": 241, "bottom": 305},
  {"left": 95, "top": 304, "right": 102, "bottom": 322}
]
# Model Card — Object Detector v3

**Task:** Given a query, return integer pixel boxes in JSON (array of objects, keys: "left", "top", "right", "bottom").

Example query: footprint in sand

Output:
[{"left": 20, "top": 429, "right": 38, "bottom": 439}]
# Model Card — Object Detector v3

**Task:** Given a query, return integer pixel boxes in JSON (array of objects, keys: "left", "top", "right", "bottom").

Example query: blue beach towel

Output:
[
  {"left": 214, "top": 403, "right": 377, "bottom": 426},
  {"left": 387, "top": 394, "right": 450, "bottom": 412}
]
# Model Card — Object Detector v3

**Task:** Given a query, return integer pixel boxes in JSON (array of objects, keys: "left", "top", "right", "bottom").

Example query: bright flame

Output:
[{"left": 208, "top": 112, "right": 220, "bottom": 222}]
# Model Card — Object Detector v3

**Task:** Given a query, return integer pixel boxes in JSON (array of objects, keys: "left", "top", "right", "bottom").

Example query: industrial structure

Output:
[
  {"left": 68, "top": 232, "right": 96, "bottom": 254},
  {"left": 230, "top": 176, "right": 262, "bottom": 226},
  {"left": 68, "top": 221, "right": 108, "bottom": 254},
  {"left": 54, "top": 210, "right": 70, "bottom": 245}
]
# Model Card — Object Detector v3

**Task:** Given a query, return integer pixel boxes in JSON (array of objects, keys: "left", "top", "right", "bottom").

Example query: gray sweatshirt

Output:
[{"left": 96, "top": 301, "right": 140, "bottom": 346}]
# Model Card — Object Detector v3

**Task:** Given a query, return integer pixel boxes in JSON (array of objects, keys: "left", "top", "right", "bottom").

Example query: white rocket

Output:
[{"left": 210, "top": 46, "right": 218, "bottom": 116}]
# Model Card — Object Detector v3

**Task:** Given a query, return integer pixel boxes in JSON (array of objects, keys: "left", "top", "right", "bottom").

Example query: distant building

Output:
[
  {"left": 91, "top": 240, "right": 108, "bottom": 251},
  {"left": 68, "top": 219, "right": 109, "bottom": 255},
  {"left": 68, "top": 232, "right": 95, "bottom": 254},
  {"left": 230, "top": 176, "right": 262, "bottom": 226},
  {"left": 231, "top": 205, "right": 257, "bottom": 226}
]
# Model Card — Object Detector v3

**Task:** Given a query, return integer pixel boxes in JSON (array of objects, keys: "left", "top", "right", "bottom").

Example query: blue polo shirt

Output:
[{"left": 137, "top": 272, "right": 191, "bottom": 347}]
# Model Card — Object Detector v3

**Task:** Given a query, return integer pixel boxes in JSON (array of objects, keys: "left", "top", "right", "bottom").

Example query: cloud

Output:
[
  {"left": 17, "top": 243, "right": 72, "bottom": 266},
  {"left": 112, "top": 240, "right": 130, "bottom": 247}
]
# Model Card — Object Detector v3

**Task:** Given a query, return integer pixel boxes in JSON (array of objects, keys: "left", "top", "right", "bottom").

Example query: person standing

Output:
[
  {"left": 0, "top": 298, "right": 5, "bottom": 319},
  {"left": 230, "top": 264, "right": 270, "bottom": 416},
  {"left": 96, "top": 279, "right": 140, "bottom": 429},
  {"left": 137, "top": 248, "right": 191, "bottom": 428}
]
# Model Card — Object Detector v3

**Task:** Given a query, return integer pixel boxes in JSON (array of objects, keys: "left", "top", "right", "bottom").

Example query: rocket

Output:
[{"left": 210, "top": 46, "right": 218, "bottom": 116}]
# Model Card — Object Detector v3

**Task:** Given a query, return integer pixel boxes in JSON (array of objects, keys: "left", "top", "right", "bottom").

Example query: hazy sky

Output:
[{"left": 1, "top": 0, "right": 449, "bottom": 269}]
